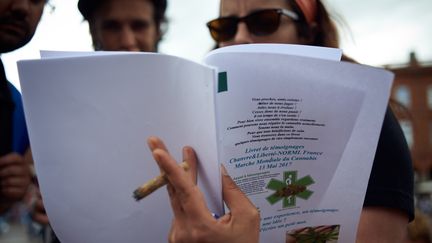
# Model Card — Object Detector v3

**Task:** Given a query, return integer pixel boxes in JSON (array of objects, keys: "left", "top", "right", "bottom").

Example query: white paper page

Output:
[
  {"left": 205, "top": 43, "right": 342, "bottom": 62},
  {"left": 205, "top": 50, "right": 392, "bottom": 242},
  {"left": 18, "top": 53, "right": 222, "bottom": 243},
  {"left": 40, "top": 50, "right": 138, "bottom": 59},
  {"left": 317, "top": 61, "right": 393, "bottom": 240}
]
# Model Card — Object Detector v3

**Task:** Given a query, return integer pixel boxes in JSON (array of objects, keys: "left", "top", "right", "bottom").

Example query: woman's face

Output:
[{"left": 219, "top": 0, "right": 307, "bottom": 47}]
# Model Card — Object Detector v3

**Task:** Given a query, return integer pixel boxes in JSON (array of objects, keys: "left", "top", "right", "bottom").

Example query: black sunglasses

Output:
[{"left": 207, "top": 9, "right": 299, "bottom": 42}]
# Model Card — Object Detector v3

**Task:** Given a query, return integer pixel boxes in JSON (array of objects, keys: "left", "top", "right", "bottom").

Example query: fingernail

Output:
[
  {"left": 147, "top": 137, "right": 157, "bottom": 150},
  {"left": 220, "top": 164, "right": 229, "bottom": 176},
  {"left": 152, "top": 150, "right": 162, "bottom": 164}
]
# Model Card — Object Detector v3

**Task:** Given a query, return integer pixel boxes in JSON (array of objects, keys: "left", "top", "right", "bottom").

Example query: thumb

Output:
[{"left": 221, "top": 165, "right": 257, "bottom": 216}]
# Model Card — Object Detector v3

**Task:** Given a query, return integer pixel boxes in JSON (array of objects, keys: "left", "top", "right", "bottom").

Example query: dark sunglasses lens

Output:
[
  {"left": 207, "top": 17, "right": 238, "bottom": 42},
  {"left": 246, "top": 10, "right": 280, "bottom": 36}
]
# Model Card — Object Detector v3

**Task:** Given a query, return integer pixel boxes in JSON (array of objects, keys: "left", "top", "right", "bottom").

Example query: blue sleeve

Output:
[{"left": 8, "top": 82, "right": 29, "bottom": 155}]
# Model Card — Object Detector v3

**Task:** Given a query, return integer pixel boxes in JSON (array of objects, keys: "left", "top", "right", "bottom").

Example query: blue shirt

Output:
[{"left": 8, "top": 82, "right": 29, "bottom": 155}]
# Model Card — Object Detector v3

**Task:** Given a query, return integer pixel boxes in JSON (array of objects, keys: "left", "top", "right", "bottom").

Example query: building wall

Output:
[{"left": 388, "top": 53, "right": 432, "bottom": 178}]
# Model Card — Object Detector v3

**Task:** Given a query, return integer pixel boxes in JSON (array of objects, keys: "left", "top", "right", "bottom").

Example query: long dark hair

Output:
[{"left": 288, "top": 0, "right": 339, "bottom": 48}]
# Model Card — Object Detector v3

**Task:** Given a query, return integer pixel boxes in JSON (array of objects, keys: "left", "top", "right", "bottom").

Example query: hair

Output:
[
  {"left": 288, "top": 0, "right": 339, "bottom": 48},
  {"left": 289, "top": 0, "right": 358, "bottom": 63},
  {"left": 149, "top": 0, "right": 167, "bottom": 36}
]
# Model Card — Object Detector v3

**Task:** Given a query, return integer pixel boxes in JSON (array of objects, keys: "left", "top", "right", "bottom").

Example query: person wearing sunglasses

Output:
[
  {"left": 207, "top": 8, "right": 302, "bottom": 44},
  {"left": 156, "top": 0, "right": 414, "bottom": 242}
]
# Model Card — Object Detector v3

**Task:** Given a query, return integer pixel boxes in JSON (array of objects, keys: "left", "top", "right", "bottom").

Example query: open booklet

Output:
[{"left": 17, "top": 44, "right": 393, "bottom": 243}]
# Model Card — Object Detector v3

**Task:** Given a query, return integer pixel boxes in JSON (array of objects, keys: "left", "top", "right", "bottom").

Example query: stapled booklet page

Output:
[{"left": 18, "top": 44, "right": 392, "bottom": 242}]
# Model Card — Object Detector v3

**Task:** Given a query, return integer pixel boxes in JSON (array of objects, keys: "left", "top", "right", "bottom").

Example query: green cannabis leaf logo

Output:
[{"left": 266, "top": 171, "right": 314, "bottom": 208}]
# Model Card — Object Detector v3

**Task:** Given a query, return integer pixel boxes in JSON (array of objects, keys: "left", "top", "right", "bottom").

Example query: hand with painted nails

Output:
[{"left": 147, "top": 136, "right": 260, "bottom": 243}]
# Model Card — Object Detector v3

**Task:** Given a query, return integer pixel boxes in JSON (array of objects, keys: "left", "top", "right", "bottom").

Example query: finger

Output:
[
  {"left": 152, "top": 149, "right": 194, "bottom": 194},
  {"left": 153, "top": 149, "right": 212, "bottom": 220},
  {"left": 146, "top": 137, "right": 185, "bottom": 218},
  {"left": 166, "top": 183, "right": 184, "bottom": 217},
  {"left": 182, "top": 146, "right": 197, "bottom": 184},
  {"left": 32, "top": 212, "right": 50, "bottom": 225},
  {"left": 0, "top": 153, "right": 23, "bottom": 167},
  {"left": 0, "top": 164, "right": 30, "bottom": 178},
  {"left": 147, "top": 136, "right": 171, "bottom": 174},
  {"left": 34, "top": 197, "right": 46, "bottom": 212},
  {"left": 31, "top": 201, "right": 50, "bottom": 225},
  {"left": 163, "top": 146, "right": 199, "bottom": 219},
  {"left": 1, "top": 187, "right": 27, "bottom": 200},
  {"left": 168, "top": 146, "right": 197, "bottom": 219},
  {"left": 220, "top": 165, "right": 259, "bottom": 219},
  {"left": 147, "top": 136, "right": 169, "bottom": 153},
  {"left": 168, "top": 221, "right": 176, "bottom": 243},
  {"left": 1, "top": 176, "right": 30, "bottom": 187},
  {"left": 152, "top": 148, "right": 186, "bottom": 219}
]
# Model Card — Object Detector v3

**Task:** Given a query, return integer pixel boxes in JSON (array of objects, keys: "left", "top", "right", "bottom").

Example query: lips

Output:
[{"left": 0, "top": 19, "right": 28, "bottom": 37}]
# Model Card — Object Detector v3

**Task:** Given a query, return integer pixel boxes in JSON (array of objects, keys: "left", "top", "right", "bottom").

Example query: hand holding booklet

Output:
[{"left": 18, "top": 44, "right": 393, "bottom": 243}]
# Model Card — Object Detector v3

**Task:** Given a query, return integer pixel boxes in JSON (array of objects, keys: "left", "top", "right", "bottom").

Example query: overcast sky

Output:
[{"left": 2, "top": 0, "right": 431, "bottom": 90}]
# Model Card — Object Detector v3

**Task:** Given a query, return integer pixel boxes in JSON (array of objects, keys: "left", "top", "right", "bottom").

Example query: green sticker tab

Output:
[{"left": 218, "top": 72, "right": 228, "bottom": 93}]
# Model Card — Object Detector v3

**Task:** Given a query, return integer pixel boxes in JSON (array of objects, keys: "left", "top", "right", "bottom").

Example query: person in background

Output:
[
  {"left": 405, "top": 209, "right": 432, "bottom": 243},
  {"left": 29, "top": 1, "right": 169, "bottom": 242},
  {"left": 78, "top": 0, "right": 167, "bottom": 52},
  {"left": 154, "top": 0, "right": 415, "bottom": 242},
  {"left": 0, "top": 0, "right": 46, "bottom": 238}
]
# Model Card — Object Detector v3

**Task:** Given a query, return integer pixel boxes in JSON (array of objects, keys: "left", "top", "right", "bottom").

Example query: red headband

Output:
[{"left": 295, "top": 0, "right": 317, "bottom": 24}]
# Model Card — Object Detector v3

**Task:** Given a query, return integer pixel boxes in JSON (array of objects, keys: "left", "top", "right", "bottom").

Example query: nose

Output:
[
  {"left": 10, "top": 0, "right": 31, "bottom": 17},
  {"left": 119, "top": 27, "right": 139, "bottom": 51},
  {"left": 231, "top": 22, "right": 253, "bottom": 45}
]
